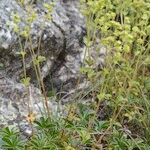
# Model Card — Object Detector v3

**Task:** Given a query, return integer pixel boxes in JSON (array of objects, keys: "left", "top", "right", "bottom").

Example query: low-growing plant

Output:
[
  {"left": 0, "top": 127, "right": 24, "bottom": 150},
  {"left": 80, "top": 0, "right": 150, "bottom": 148},
  {"left": 0, "top": 0, "right": 150, "bottom": 149}
]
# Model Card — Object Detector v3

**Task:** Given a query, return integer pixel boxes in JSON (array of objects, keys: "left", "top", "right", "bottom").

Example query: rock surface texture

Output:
[
  {"left": 0, "top": 0, "right": 85, "bottom": 129},
  {"left": 0, "top": 0, "right": 106, "bottom": 131}
]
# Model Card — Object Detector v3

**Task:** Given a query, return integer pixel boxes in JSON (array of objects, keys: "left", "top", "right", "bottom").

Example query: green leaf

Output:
[
  {"left": 144, "top": 78, "right": 150, "bottom": 90},
  {"left": 21, "top": 77, "right": 30, "bottom": 86},
  {"left": 78, "top": 129, "right": 91, "bottom": 144}
]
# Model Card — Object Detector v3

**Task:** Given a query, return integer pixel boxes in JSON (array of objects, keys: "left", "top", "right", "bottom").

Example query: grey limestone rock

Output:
[
  {"left": 0, "top": 0, "right": 85, "bottom": 128},
  {"left": 0, "top": 0, "right": 85, "bottom": 83},
  {"left": 0, "top": 0, "right": 106, "bottom": 129}
]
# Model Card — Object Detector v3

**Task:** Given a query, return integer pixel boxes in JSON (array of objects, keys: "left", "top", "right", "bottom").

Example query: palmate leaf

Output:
[{"left": 0, "top": 127, "right": 24, "bottom": 150}]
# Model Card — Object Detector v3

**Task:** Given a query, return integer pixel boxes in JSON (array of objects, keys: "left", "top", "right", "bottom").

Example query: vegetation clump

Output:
[{"left": 0, "top": 0, "right": 150, "bottom": 149}]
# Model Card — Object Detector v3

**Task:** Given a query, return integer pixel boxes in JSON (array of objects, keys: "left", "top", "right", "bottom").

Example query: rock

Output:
[
  {"left": 0, "top": 0, "right": 85, "bottom": 88},
  {"left": 0, "top": 76, "right": 64, "bottom": 136},
  {"left": 0, "top": 0, "right": 86, "bottom": 130},
  {"left": 0, "top": 0, "right": 106, "bottom": 130}
]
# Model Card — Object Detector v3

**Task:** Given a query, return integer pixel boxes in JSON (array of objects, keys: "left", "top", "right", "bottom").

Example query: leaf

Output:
[
  {"left": 132, "top": 26, "right": 139, "bottom": 32},
  {"left": 43, "top": 3, "right": 54, "bottom": 13},
  {"left": 21, "top": 77, "right": 30, "bottom": 86},
  {"left": 142, "top": 14, "right": 148, "bottom": 20},
  {"left": 0, "top": 63, "right": 4, "bottom": 68},
  {"left": 63, "top": 142, "right": 75, "bottom": 150},
  {"left": 16, "top": 51, "right": 26, "bottom": 57},
  {"left": 78, "top": 129, "right": 91, "bottom": 144},
  {"left": 143, "top": 57, "right": 150, "bottom": 65},
  {"left": 84, "top": 37, "right": 92, "bottom": 47},
  {"left": 97, "top": 93, "right": 105, "bottom": 101},
  {"left": 33, "top": 56, "right": 46, "bottom": 65},
  {"left": 144, "top": 78, "right": 150, "bottom": 90},
  {"left": 12, "top": 13, "right": 21, "bottom": 24},
  {"left": 123, "top": 45, "right": 130, "bottom": 53}
]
